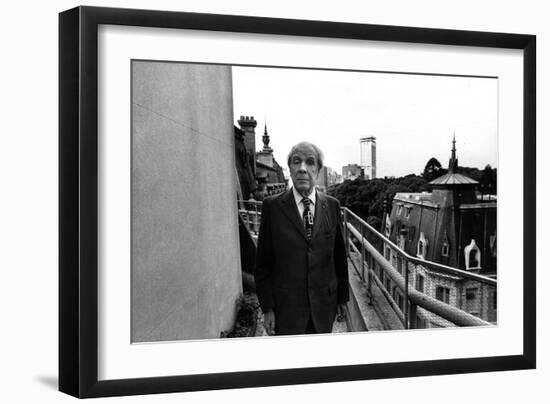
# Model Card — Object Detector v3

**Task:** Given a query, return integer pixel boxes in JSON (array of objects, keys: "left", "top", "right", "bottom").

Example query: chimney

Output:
[{"left": 238, "top": 115, "right": 258, "bottom": 174}]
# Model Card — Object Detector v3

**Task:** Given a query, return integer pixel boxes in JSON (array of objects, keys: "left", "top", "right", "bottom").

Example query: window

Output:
[
  {"left": 466, "top": 288, "right": 477, "bottom": 300},
  {"left": 417, "top": 232, "right": 428, "bottom": 259},
  {"left": 468, "top": 250, "right": 478, "bottom": 268},
  {"left": 415, "top": 274, "right": 425, "bottom": 293},
  {"left": 464, "top": 239, "right": 481, "bottom": 270},
  {"left": 465, "top": 287, "right": 478, "bottom": 315},
  {"left": 385, "top": 215, "right": 391, "bottom": 237},
  {"left": 435, "top": 286, "right": 450, "bottom": 304},
  {"left": 398, "top": 227, "right": 406, "bottom": 249},
  {"left": 405, "top": 206, "right": 412, "bottom": 219},
  {"left": 492, "top": 290, "right": 497, "bottom": 310},
  {"left": 441, "top": 235, "right": 449, "bottom": 257},
  {"left": 397, "top": 204, "right": 403, "bottom": 216}
]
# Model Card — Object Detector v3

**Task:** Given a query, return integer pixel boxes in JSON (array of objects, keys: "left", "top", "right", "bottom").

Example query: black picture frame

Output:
[{"left": 59, "top": 5, "right": 536, "bottom": 398}]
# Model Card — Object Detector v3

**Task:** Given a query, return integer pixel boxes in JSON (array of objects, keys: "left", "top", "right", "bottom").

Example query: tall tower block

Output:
[{"left": 360, "top": 136, "right": 376, "bottom": 179}]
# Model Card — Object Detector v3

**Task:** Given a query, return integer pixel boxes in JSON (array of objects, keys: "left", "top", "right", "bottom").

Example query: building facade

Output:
[
  {"left": 235, "top": 117, "right": 287, "bottom": 200},
  {"left": 318, "top": 166, "right": 342, "bottom": 191},
  {"left": 384, "top": 138, "right": 497, "bottom": 326},
  {"left": 342, "top": 163, "right": 364, "bottom": 181},
  {"left": 360, "top": 136, "right": 376, "bottom": 179}
]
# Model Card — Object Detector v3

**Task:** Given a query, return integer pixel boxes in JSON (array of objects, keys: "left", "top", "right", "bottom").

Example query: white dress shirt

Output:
[{"left": 292, "top": 187, "right": 316, "bottom": 219}]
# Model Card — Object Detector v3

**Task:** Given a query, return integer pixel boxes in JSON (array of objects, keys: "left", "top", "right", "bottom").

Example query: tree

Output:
[
  {"left": 457, "top": 166, "right": 481, "bottom": 181},
  {"left": 479, "top": 164, "right": 497, "bottom": 195},
  {"left": 422, "top": 157, "right": 444, "bottom": 181},
  {"left": 328, "top": 175, "right": 429, "bottom": 223},
  {"left": 328, "top": 162, "right": 496, "bottom": 225},
  {"left": 366, "top": 216, "right": 381, "bottom": 230}
]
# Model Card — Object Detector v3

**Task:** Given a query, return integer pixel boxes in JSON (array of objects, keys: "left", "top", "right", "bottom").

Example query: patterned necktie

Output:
[{"left": 302, "top": 197, "right": 314, "bottom": 241}]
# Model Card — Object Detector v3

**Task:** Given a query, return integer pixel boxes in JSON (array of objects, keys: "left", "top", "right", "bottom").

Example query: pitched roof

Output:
[
  {"left": 429, "top": 135, "right": 479, "bottom": 186},
  {"left": 429, "top": 172, "right": 479, "bottom": 185}
]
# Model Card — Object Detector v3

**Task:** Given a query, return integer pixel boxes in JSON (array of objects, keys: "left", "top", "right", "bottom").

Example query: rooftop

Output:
[
  {"left": 430, "top": 172, "right": 479, "bottom": 186},
  {"left": 394, "top": 192, "right": 438, "bottom": 207}
]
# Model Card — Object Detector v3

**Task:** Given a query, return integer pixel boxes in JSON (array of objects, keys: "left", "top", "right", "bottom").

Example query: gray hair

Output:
[{"left": 287, "top": 141, "right": 324, "bottom": 170}]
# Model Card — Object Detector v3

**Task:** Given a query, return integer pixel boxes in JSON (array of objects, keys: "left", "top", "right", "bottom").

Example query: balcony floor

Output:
[{"left": 347, "top": 253, "right": 405, "bottom": 331}]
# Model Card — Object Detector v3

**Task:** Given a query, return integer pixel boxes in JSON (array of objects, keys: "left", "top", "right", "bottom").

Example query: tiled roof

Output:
[{"left": 429, "top": 173, "right": 479, "bottom": 185}]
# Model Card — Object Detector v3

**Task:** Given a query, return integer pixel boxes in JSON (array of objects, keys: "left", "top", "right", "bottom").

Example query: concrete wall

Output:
[{"left": 131, "top": 61, "right": 242, "bottom": 342}]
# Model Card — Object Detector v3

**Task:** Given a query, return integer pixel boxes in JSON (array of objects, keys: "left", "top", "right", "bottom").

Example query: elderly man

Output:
[{"left": 254, "top": 141, "right": 349, "bottom": 335}]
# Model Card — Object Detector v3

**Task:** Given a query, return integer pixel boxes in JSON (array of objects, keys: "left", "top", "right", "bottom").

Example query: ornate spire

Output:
[
  {"left": 262, "top": 120, "right": 270, "bottom": 150},
  {"left": 448, "top": 133, "right": 458, "bottom": 173}
]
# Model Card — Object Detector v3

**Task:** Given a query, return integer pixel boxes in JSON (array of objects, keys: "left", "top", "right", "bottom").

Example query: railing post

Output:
[
  {"left": 409, "top": 301, "right": 417, "bottom": 329},
  {"left": 403, "top": 258, "right": 409, "bottom": 329},
  {"left": 254, "top": 202, "right": 259, "bottom": 234},
  {"left": 360, "top": 222, "right": 365, "bottom": 281},
  {"left": 338, "top": 211, "right": 495, "bottom": 328},
  {"left": 343, "top": 209, "right": 349, "bottom": 257},
  {"left": 367, "top": 252, "right": 373, "bottom": 304}
]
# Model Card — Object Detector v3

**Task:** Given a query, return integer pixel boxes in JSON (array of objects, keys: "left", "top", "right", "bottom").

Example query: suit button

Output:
[{"left": 308, "top": 247, "right": 312, "bottom": 253}]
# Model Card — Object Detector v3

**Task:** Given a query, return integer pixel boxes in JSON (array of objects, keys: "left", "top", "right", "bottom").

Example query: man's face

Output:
[{"left": 289, "top": 145, "right": 319, "bottom": 196}]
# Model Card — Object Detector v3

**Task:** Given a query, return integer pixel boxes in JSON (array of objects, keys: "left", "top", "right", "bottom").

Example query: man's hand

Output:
[
  {"left": 336, "top": 303, "right": 347, "bottom": 322},
  {"left": 263, "top": 311, "right": 276, "bottom": 335}
]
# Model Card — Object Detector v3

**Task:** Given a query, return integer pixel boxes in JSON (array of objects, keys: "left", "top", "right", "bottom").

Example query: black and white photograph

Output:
[
  {"left": 131, "top": 61, "right": 498, "bottom": 343},
  {"left": 2, "top": 1, "right": 545, "bottom": 403}
]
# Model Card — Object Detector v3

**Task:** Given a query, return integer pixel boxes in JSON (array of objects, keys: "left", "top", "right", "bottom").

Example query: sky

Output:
[{"left": 232, "top": 65, "right": 498, "bottom": 178}]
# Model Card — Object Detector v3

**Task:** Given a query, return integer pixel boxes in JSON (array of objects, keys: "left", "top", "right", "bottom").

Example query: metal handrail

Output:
[
  {"left": 343, "top": 208, "right": 496, "bottom": 287},
  {"left": 237, "top": 200, "right": 263, "bottom": 237},
  {"left": 345, "top": 222, "right": 491, "bottom": 327},
  {"left": 343, "top": 206, "right": 495, "bottom": 327},
  {"left": 235, "top": 202, "right": 494, "bottom": 328}
]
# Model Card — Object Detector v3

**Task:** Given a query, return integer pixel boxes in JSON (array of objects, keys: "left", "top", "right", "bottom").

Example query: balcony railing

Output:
[
  {"left": 265, "top": 183, "right": 287, "bottom": 196},
  {"left": 237, "top": 200, "right": 263, "bottom": 240},
  {"left": 342, "top": 207, "right": 496, "bottom": 329},
  {"left": 236, "top": 200, "right": 496, "bottom": 329}
]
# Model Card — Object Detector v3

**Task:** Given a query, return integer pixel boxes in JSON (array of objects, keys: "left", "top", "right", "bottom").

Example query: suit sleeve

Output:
[
  {"left": 254, "top": 199, "right": 275, "bottom": 313},
  {"left": 334, "top": 201, "right": 349, "bottom": 304}
]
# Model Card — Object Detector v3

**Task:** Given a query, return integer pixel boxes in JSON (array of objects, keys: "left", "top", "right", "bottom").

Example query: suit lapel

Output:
[
  {"left": 311, "top": 191, "right": 328, "bottom": 241},
  {"left": 278, "top": 189, "right": 307, "bottom": 239}
]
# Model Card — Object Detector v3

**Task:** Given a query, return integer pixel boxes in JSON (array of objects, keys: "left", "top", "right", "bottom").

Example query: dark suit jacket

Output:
[{"left": 254, "top": 188, "right": 349, "bottom": 335}]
